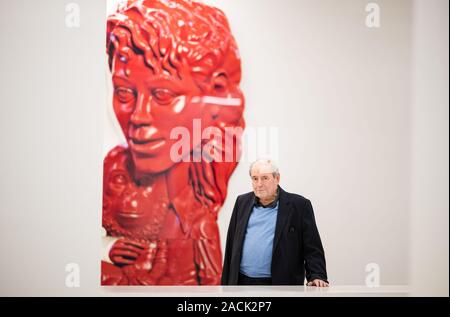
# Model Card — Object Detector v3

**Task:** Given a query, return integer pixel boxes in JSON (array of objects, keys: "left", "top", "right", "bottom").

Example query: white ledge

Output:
[{"left": 100, "top": 285, "right": 412, "bottom": 297}]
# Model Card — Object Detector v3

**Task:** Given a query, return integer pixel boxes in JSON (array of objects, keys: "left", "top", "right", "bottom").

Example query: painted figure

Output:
[{"left": 101, "top": 0, "right": 245, "bottom": 285}]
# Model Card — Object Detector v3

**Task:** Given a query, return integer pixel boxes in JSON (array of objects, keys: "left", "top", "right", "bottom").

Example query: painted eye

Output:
[
  {"left": 108, "top": 172, "right": 128, "bottom": 195},
  {"left": 152, "top": 88, "right": 177, "bottom": 105},
  {"left": 114, "top": 87, "right": 135, "bottom": 103}
]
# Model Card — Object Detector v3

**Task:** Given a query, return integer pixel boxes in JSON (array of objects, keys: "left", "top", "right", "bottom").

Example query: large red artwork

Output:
[{"left": 101, "top": 0, "right": 245, "bottom": 285}]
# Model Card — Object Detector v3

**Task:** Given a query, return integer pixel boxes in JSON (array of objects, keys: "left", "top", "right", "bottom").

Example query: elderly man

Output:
[{"left": 221, "top": 159, "right": 329, "bottom": 286}]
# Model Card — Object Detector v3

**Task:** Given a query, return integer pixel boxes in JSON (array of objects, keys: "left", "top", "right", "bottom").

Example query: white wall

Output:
[
  {"left": 207, "top": 0, "right": 413, "bottom": 286},
  {"left": 410, "top": 0, "right": 449, "bottom": 296},
  {"left": 0, "top": 0, "right": 448, "bottom": 295}
]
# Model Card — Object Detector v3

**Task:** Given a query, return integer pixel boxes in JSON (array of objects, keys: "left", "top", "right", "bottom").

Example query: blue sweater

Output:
[{"left": 239, "top": 202, "right": 279, "bottom": 278}]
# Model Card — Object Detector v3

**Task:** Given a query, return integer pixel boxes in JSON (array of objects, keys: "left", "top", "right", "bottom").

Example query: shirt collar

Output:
[{"left": 254, "top": 186, "right": 280, "bottom": 208}]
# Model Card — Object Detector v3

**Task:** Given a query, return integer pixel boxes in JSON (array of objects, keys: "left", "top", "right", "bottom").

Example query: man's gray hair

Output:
[{"left": 249, "top": 158, "right": 280, "bottom": 177}]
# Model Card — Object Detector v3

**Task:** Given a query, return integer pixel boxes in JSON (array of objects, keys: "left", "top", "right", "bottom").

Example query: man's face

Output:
[
  {"left": 250, "top": 163, "right": 280, "bottom": 201},
  {"left": 111, "top": 53, "right": 209, "bottom": 174}
]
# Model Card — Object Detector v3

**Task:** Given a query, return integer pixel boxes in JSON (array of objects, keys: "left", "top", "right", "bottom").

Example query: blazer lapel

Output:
[
  {"left": 234, "top": 194, "right": 255, "bottom": 256},
  {"left": 272, "top": 187, "right": 291, "bottom": 254}
]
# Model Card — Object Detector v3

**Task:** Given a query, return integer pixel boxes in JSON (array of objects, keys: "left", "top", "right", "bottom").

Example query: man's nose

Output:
[{"left": 130, "top": 93, "right": 153, "bottom": 126}]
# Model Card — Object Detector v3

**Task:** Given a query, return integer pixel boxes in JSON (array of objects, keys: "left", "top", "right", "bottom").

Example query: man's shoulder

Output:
[
  {"left": 281, "top": 189, "right": 310, "bottom": 206},
  {"left": 236, "top": 191, "right": 255, "bottom": 203}
]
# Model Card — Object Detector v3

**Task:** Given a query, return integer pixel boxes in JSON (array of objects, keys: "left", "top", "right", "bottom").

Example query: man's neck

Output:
[
  {"left": 259, "top": 192, "right": 279, "bottom": 207},
  {"left": 256, "top": 186, "right": 280, "bottom": 207},
  {"left": 259, "top": 196, "right": 276, "bottom": 206}
]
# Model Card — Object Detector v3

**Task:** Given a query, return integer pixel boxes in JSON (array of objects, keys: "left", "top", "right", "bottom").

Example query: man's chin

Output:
[{"left": 254, "top": 192, "right": 266, "bottom": 198}]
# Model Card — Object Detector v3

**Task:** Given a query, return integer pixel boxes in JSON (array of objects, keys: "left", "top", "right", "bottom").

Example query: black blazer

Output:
[{"left": 221, "top": 187, "right": 328, "bottom": 285}]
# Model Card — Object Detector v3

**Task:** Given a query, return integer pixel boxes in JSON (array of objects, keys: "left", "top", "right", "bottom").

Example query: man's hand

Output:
[{"left": 307, "top": 279, "right": 329, "bottom": 287}]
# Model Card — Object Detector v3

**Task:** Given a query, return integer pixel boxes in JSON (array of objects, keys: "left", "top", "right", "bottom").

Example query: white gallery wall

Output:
[
  {"left": 0, "top": 0, "right": 448, "bottom": 295},
  {"left": 410, "top": 0, "right": 448, "bottom": 296}
]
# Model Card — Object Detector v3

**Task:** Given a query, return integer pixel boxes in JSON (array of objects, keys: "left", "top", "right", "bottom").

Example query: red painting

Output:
[{"left": 101, "top": 0, "right": 245, "bottom": 285}]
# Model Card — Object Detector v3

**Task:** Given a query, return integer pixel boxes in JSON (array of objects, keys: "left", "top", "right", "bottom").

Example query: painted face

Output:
[
  {"left": 103, "top": 154, "right": 157, "bottom": 225},
  {"left": 250, "top": 163, "right": 280, "bottom": 201},
  {"left": 111, "top": 53, "right": 210, "bottom": 174},
  {"left": 102, "top": 153, "right": 169, "bottom": 241}
]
